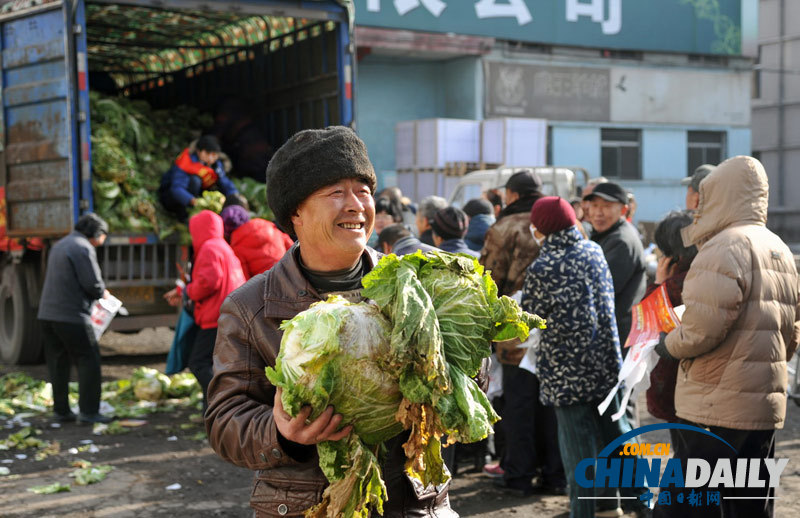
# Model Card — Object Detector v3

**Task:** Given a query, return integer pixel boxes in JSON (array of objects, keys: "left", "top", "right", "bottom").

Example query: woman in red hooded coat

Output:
[
  {"left": 184, "top": 210, "right": 246, "bottom": 409},
  {"left": 221, "top": 206, "right": 294, "bottom": 279}
]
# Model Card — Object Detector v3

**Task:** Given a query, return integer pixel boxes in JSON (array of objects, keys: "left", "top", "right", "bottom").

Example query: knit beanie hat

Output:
[
  {"left": 266, "top": 126, "right": 376, "bottom": 237},
  {"left": 430, "top": 206, "right": 468, "bottom": 240},
  {"left": 462, "top": 198, "right": 493, "bottom": 217},
  {"left": 221, "top": 205, "right": 250, "bottom": 239},
  {"left": 530, "top": 196, "right": 576, "bottom": 235}
]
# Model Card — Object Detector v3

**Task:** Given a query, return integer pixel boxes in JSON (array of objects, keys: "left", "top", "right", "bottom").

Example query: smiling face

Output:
[
  {"left": 291, "top": 178, "right": 375, "bottom": 271},
  {"left": 588, "top": 197, "right": 627, "bottom": 233}
]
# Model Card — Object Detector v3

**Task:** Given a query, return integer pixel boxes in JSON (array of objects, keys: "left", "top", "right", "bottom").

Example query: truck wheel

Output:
[{"left": 0, "top": 263, "right": 42, "bottom": 364}]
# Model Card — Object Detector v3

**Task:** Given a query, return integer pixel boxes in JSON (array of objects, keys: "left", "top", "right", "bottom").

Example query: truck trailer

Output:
[{"left": 0, "top": 0, "right": 355, "bottom": 363}]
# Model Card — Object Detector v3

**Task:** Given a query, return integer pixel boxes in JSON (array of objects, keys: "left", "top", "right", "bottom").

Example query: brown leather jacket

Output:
[{"left": 205, "top": 245, "right": 461, "bottom": 517}]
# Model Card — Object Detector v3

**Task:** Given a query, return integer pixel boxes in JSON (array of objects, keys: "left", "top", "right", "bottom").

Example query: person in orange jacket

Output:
[{"left": 220, "top": 205, "right": 294, "bottom": 279}]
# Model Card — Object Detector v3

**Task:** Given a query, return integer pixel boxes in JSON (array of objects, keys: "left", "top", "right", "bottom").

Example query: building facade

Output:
[
  {"left": 353, "top": 0, "right": 757, "bottom": 226},
  {"left": 752, "top": 0, "right": 800, "bottom": 242}
]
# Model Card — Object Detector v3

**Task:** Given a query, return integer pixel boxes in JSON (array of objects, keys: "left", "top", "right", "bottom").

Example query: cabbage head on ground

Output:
[{"left": 266, "top": 251, "right": 546, "bottom": 518}]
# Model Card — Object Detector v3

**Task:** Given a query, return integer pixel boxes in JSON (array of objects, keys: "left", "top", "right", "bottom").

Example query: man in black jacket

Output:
[
  {"left": 37, "top": 213, "right": 113, "bottom": 424},
  {"left": 584, "top": 182, "right": 646, "bottom": 349}
]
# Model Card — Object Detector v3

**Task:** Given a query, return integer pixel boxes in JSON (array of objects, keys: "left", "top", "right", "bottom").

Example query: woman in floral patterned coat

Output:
[{"left": 522, "top": 196, "right": 643, "bottom": 518}]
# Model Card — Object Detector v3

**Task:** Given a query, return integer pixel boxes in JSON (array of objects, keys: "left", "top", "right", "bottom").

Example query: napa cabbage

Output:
[{"left": 266, "top": 251, "right": 545, "bottom": 518}]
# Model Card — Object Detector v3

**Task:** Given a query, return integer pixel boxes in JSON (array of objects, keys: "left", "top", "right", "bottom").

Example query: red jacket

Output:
[
  {"left": 186, "top": 211, "right": 246, "bottom": 329},
  {"left": 229, "top": 218, "right": 293, "bottom": 279}
]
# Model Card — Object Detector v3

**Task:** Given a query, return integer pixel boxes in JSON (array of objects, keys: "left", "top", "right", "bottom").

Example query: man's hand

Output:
[
  {"left": 189, "top": 197, "right": 198, "bottom": 207},
  {"left": 163, "top": 287, "right": 182, "bottom": 307},
  {"left": 102, "top": 289, "right": 111, "bottom": 300},
  {"left": 273, "top": 388, "right": 352, "bottom": 445}
]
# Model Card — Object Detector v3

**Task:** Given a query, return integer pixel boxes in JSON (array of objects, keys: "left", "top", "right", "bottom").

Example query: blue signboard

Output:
[{"left": 354, "top": 0, "right": 757, "bottom": 57}]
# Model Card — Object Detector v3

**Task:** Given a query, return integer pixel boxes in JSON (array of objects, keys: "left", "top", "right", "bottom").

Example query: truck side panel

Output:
[{"left": 0, "top": 4, "right": 78, "bottom": 237}]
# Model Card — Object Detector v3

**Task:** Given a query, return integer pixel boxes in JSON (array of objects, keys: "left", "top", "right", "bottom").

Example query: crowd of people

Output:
[{"left": 38, "top": 126, "right": 800, "bottom": 518}]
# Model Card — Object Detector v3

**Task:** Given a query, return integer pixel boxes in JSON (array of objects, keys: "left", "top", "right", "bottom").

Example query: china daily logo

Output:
[{"left": 575, "top": 424, "right": 789, "bottom": 508}]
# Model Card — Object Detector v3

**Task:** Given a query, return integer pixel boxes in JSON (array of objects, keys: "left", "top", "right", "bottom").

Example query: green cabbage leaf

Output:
[{"left": 265, "top": 251, "right": 545, "bottom": 517}]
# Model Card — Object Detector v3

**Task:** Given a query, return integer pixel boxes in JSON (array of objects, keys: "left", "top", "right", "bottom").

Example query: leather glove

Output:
[{"left": 654, "top": 331, "right": 676, "bottom": 361}]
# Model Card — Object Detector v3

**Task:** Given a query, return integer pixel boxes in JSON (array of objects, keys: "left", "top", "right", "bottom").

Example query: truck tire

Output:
[{"left": 0, "top": 263, "right": 42, "bottom": 364}]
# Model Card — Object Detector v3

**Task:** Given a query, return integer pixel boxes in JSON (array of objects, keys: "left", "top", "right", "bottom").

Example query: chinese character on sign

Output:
[
  {"left": 475, "top": 0, "right": 533, "bottom": 25},
  {"left": 565, "top": 0, "right": 621, "bottom": 35},
  {"left": 707, "top": 491, "right": 721, "bottom": 506},
  {"left": 676, "top": 492, "right": 685, "bottom": 504},
  {"left": 639, "top": 491, "right": 654, "bottom": 507},
  {"left": 687, "top": 489, "right": 703, "bottom": 507},
  {"left": 657, "top": 491, "right": 671, "bottom": 506},
  {"left": 366, "top": 0, "right": 447, "bottom": 17}
]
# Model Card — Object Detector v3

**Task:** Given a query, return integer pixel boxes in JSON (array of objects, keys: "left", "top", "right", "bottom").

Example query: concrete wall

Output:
[
  {"left": 355, "top": 55, "right": 482, "bottom": 191},
  {"left": 551, "top": 124, "right": 752, "bottom": 225},
  {"left": 752, "top": 0, "right": 800, "bottom": 241},
  {"left": 610, "top": 67, "right": 751, "bottom": 125}
]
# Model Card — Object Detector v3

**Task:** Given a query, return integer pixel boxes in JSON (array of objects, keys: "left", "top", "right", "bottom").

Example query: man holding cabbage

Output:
[{"left": 205, "top": 127, "right": 461, "bottom": 517}]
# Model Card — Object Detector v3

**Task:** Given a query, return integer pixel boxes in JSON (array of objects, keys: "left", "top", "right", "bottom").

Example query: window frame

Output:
[
  {"left": 601, "top": 128, "right": 642, "bottom": 180},
  {"left": 687, "top": 130, "right": 726, "bottom": 175}
]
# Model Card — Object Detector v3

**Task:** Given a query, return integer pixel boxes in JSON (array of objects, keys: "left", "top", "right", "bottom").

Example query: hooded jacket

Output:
[
  {"left": 464, "top": 213, "right": 495, "bottom": 252},
  {"left": 230, "top": 218, "right": 294, "bottom": 279},
  {"left": 186, "top": 211, "right": 246, "bottom": 329},
  {"left": 665, "top": 156, "right": 800, "bottom": 430},
  {"left": 206, "top": 245, "right": 465, "bottom": 517},
  {"left": 480, "top": 195, "right": 542, "bottom": 296}
]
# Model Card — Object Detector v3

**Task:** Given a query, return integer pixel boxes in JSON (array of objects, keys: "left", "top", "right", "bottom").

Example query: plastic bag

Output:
[{"left": 89, "top": 294, "right": 123, "bottom": 340}]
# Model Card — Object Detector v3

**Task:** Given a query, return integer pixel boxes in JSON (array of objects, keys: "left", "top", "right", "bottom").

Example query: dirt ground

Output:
[{"left": 2, "top": 349, "right": 800, "bottom": 517}]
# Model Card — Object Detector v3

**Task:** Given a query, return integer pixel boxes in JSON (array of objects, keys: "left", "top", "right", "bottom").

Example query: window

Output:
[
  {"left": 687, "top": 131, "right": 725, "bottom": 175},
  {"left": 601, "top": 128, "right": 641, "bottom": 179}
]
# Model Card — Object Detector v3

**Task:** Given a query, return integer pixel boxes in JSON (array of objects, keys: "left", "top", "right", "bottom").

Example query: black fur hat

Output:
[{"left": 266, "top": 126, "right": 376, "bottom": 237}]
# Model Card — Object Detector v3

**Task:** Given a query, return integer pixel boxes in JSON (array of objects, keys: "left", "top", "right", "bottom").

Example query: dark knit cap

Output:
[
  {"left": 221, "top": 205, "right": 250, "bottom": 239},
  {"left": 430, "top": 207, "right": 468, "bottom": 240},
  {"left": 504, "top": 169, "right": 543, "bottom": 197},
  {"left": 462, "top": 198, "right": 494, "bottom": 217},
  {"left": 75, "top": 213, "right": 109, "bottom": 239},
  {"left": 196, "top": 134, "right": 221, "bottom": 152},
  {"left": 266, "top": 126, "right": 376, "bottom": 236},
  {"left": 530, "top": 197, "right": 576, "bottom": 235}
]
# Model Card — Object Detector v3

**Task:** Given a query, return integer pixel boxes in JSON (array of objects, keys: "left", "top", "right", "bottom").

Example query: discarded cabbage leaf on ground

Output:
[
  {"left": 70, "top": 463, "right": 114, "bottom": 485},
  {"left": 27, "top": 482, "right": 71, "bottom": 494},
  {"left": 266, "top": 251, "right": 545, "bottom": 517}
]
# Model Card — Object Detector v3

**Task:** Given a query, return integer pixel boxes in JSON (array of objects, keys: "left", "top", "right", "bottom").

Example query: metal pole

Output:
[{"left": 778, "top": 0, "right": 786, "bottom": 206}]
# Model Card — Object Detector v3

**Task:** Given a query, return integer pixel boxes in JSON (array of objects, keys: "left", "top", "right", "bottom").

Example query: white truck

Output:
[{"left": 447, "top": 166, "right": 590, "bottom": 207}]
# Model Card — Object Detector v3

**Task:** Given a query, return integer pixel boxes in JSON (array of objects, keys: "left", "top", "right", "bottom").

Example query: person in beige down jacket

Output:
[{"left": 654, "top": 155, "right": 800, "bottom": 518}]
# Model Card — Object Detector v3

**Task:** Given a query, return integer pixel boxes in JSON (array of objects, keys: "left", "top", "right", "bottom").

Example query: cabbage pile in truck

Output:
[{"left": 0, "top": 0, "right": 355, "bottom": 364}]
